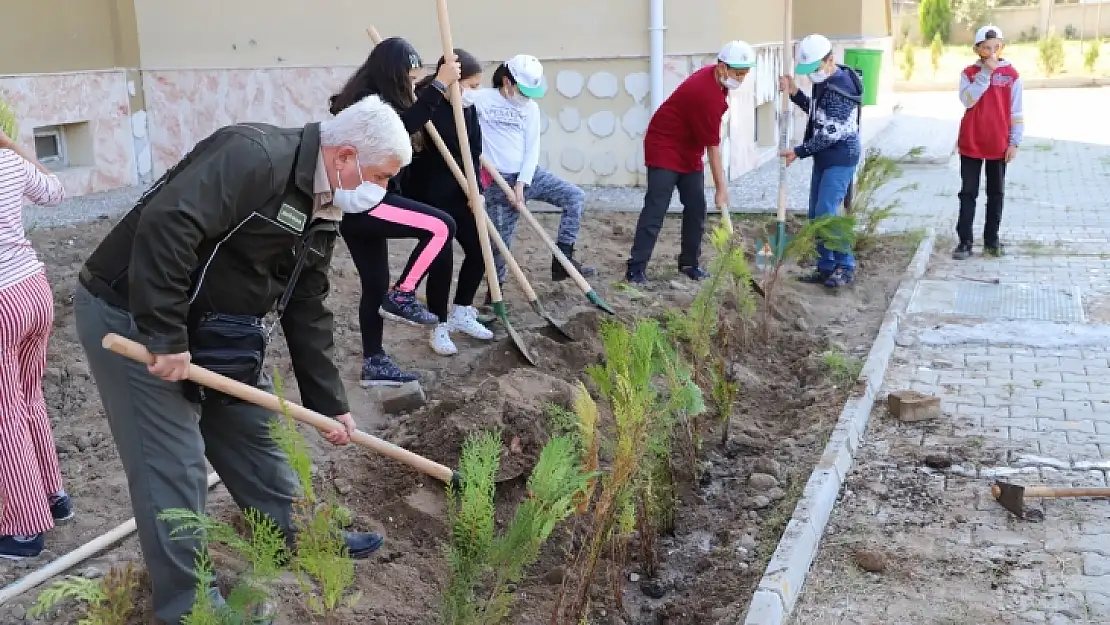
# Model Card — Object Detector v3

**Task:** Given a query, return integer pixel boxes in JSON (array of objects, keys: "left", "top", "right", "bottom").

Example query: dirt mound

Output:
[{"left": 393, "top": 367, "right": 580, "bottom": 481}]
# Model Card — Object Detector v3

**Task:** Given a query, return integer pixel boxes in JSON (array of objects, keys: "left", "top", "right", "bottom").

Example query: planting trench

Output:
[{"left": 2, "top": 210, "right": 916, "bottom": 624}]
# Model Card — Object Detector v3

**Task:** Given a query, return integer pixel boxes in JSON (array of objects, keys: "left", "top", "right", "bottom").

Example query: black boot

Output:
[{"left": 553, "top": 242, "right": 596, "bottom": 281}]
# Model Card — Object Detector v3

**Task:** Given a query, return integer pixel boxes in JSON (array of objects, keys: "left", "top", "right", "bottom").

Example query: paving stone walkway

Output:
[{"left": 790, "top": 87, "right": 1110, "bottom": 625}]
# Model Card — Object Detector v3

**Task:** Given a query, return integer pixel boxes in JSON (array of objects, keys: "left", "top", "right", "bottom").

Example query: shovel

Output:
[
  {"left": 366, "top": 27, "right": 572, "bottom": 342},
  {"left": 479, "top": 158, "right": 614, "bottom": 316},
  {"left": 101, "top": 333, "right": 461, "bottom": 487},
  {"left": 428, "top": 9, "right": 541, "bottom": 366},
  {"left": 772, "top": 0, "right": 795, "bottom": 263},
  {"left": 991, "top": 481, "right": 1110, "bottom": 519}
]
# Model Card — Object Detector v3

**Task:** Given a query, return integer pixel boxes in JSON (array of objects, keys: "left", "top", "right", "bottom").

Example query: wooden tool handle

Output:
[
  {"left": 1023, "top": 486, "right": 1110, "bottom": 498},
  {"left": 100, "top": 333, "right": 455, "bottom": 484}
]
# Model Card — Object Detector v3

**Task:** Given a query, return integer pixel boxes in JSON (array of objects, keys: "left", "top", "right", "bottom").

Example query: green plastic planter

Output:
[{"left": 843, "top": 48, "right": 883, "bottom": 106}]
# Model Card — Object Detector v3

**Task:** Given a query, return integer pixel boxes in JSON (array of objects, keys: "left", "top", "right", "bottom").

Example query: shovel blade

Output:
[
  {"left": 530, "top": 300, "right": 575, "bottom": 342},
  {"left": 586, "top": 290, "right": 615, "bottom": 315},
  {"left": 492, "top": 302, "right": 537, "bottom": 366}
]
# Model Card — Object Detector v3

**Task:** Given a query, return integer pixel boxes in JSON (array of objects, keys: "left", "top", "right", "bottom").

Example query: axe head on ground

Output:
[{"left": 991, "top": 481, "right": 1028, "bottom": 518}]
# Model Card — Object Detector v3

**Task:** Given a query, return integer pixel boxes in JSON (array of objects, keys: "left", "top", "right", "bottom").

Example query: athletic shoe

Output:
[
  {"left": 50, "top": 493, "right": 75, "bottom": 522},
  {"left": 952, "top": 242, "right": 973, "bottom": 260},
  {"left": 625, "top": 267, "right": 649, "bottom": 285},
  {"left": 344, "top": 531, "right": 384, "bottom": 559},
  {"left": 984, "top": 243, "right": 1005, "bottom": 257},
  {"left": 379, "top": 289, "right": 439, "bottom": 327},
  {"left": 430, "top": 324, "right": 458, "bottom": 356},
  {"left": 447, "top": 306, "right": 494, "bottom": 340},
  {"left": 824, "top": 266, "right": 856, "bottom": 289},
  {"left": 679, "top": 265, "right": 710, "bottom": 281},
  {"left": 0, "top": 534, "right": 44, "bottom": 560},
  {"left": 360, "top": 354, "right": 419, "bottom": 388},
  {"left": 552, "top": 242, "right": 596, "bottom": 281}
]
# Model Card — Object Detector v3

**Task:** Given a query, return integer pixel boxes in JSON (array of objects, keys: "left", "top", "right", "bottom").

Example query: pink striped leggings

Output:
[{"left": 0, "top": 271, "right": 63, "bottom": 536}]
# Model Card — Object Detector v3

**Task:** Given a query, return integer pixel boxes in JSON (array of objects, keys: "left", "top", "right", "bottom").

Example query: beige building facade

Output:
[{"left": 2, "top": 0, "right": 894, "bottom": 197}]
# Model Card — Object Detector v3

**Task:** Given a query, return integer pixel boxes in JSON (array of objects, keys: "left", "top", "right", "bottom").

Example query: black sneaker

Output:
[
  {"left": 0, "top": 534, "right": 44, "bottom": 560},
  {"left": 984, "top": 243, "right": 1005, "bottom": 258},
  {"left": 379, "top": 289, "right": 439, "bottom": 327},
  {"left": 797, "top": 269, "right": 832, "bottom": 284},
  {"left": 824, "top": 266, "right": 856, "bottom": 289},
  {"left": 679, "top": 265, "right": 710, "bottom": 281},
  {"left": 952, "top": 242, "right": 973, "bottom": 260},
  {"left": 360, "top": 354, "right": 419, "bottom": 388},
  {"left": 625, "top": 267, "right": 648, "bottom": 285},
  {"left": 344, "top": 531, "right": 384, "bottom": 559},
  {"left": 50, "top": 493, "right": 74, "bottom": 522},
  {"left": 553, "top": 243, "right": 596, "bottom": 281}
]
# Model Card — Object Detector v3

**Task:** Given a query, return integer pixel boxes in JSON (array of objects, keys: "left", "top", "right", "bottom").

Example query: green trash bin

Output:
[{"left": 843, "top": 48, "right": 883, "bottom": 107}]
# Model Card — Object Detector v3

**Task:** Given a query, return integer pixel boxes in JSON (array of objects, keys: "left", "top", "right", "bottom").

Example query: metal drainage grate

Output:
[{"left": 907, "top": 280, "right": 1086, "bottom": 323}]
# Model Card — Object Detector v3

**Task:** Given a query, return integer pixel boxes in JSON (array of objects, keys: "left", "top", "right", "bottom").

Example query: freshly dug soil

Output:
[{"left": 0, "top": 210, "right": 917, "bottom": 625}]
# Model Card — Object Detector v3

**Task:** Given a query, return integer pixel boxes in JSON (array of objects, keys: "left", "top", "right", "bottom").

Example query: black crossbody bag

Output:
[{"left": 184, "top": 231, "right": 312, "bottom": 407}]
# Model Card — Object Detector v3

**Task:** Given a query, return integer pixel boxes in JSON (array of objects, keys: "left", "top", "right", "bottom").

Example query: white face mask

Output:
[
  {"left": 724, "top": 77, "right": 743, "bottom": 90},
  {"left": 809, "top": 68, "right": 830, "bottom": 84},
  {"left": 460, "top": 89, "right": 476, "bottom": 106},
  {"left": 331, "top": 159, "right": 387, "bottom": 214}
]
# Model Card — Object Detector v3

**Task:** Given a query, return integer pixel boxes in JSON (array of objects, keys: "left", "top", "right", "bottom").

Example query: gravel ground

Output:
[{"left": 22, "top": 185, "right": 145, "bottom": 230}]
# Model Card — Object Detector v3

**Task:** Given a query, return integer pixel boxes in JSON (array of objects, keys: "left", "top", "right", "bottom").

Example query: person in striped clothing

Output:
[{"left": 0, "top": 124, "right": 71, "bottom": 559}]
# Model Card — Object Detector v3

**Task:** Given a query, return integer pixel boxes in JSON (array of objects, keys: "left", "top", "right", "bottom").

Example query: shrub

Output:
[
  {"left": 1064, "top": 24, "right": 1079, "bottom": 41},
  {"left": 0, "top": 97, "right": 17, "bottom": 141},
  {"left": 901, "top": 42, "right": 916, "bottom": 81},
  {"left": 930, "top": 32, "right": 945, "bottom": 76},
  {"left": 1039, "top": 30, "right": 1066, "bottom": 76},
  {"left": 30, "top": 564, "right": 141, "bottom": 625},
  {"left": 1085, "top": 40, "right": 1101, "bottom": 74},
  {"left": 951, "top": 0, "right": 993, "bottom": 30},
  {"left": 919, "top": 0, "right": 952, "bottom": 44}
]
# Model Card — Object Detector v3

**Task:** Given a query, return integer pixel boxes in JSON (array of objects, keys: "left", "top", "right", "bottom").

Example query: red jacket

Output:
[
  {"left": 958, "top": 61, "right": 1021, "bottom": 161},
  {"left": 643, "top": 66, "right": 728, "bottom": 174}
]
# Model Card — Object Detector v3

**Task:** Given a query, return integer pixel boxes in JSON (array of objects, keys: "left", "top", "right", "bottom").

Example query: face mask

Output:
[
  {"left": 724, "top": 77, "right": 742, "bottom": 90},
  {"left": 332, "top": 159, "right": 387, "bottom": 214},
  {"left": 460, "top": 89, "right": 476, "bottom": 106},
  {"left": 809, "top": 69, "right": 829, "bottom": 84}
]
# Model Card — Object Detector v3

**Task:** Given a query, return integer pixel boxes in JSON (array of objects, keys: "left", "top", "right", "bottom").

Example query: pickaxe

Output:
[{"left": 991, "top": 480, "right": 1110, "bottom": 518}]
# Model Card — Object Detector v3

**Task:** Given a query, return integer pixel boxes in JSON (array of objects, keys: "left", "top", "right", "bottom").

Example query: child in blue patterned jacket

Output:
[{"left": 779, "top": 33, "right": 864, "bottom": 289}]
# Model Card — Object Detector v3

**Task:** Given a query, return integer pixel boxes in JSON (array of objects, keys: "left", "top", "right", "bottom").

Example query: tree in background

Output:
[
  {"left": 919, "top": 0, "right": 953, "bottom": 44},
  {"left": 951, "top": 0, "right": 994, "bottom": 31}
]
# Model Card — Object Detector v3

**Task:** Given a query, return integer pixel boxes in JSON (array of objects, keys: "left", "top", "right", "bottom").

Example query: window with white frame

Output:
[{"left": 33, "top": 126, "right": 67, "bottom": 169}]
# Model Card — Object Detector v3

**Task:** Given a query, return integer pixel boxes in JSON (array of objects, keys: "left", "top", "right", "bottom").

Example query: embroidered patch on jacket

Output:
[
  {"left": 276, "top": 203, "right": 307, "bottom": 232},
  {"left": 991, "top": 74, "right": 1014, "bottom": 87}
]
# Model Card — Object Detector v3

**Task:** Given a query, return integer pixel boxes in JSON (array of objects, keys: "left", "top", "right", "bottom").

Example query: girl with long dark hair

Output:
[
  {"left": 330, "top": 36, "right": 461, "bottom": 386},
  {"left": 404, "top": 49, "right": 494, "bottom": 356}
]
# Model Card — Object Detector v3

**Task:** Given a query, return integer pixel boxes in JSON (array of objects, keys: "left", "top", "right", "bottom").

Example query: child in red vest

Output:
[{"left": 953, "top": 25, "right": 1024, "bottom": 260}]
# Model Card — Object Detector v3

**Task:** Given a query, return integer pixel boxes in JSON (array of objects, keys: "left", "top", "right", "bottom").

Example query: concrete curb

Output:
[
  {"left": 895, "top": 76, "right": 1110, "bottom": 92},
  {"left": 740, "top": 227, "right": 937, "bottom": 625}
]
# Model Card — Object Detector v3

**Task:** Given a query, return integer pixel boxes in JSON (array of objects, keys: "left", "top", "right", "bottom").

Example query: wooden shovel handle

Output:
[
  {"left": 100, "top": 333, "right": 455, "bottom": 484},
  {"left": 1022, "top": 486, "right": 1110, "bottom": 498}
]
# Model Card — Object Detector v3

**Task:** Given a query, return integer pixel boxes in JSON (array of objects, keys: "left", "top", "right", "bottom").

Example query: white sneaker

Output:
[
  {"left": 447, "top": 306, "right": 494, "bottom": 340},
  {"left": 430, "top": 324, "right": 458, "bottom": 356}
]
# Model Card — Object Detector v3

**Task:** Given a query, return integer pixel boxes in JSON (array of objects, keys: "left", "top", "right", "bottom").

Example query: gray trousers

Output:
[
  {"left": 485, "top": 167, "right": 586, "bottom": 284},
  {"left": 73, "top": 285, "right": 298, "bottom": 625}
]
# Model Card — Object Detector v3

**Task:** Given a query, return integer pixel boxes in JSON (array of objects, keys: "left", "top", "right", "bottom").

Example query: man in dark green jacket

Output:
[{"left": 74, "top": 95, "right": 413, "bottom": 624}]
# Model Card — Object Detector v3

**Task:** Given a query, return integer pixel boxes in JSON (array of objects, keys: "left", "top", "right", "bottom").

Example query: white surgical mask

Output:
[
  {"left": 460, "top": 89, "right": 476, "bottom": 106},
  {"left": 809, "top": 69, "right": 830, "bottom": 84},
  {"left": 331, "top": 159, "right": 387, "bottom": 214},
  {"left": 724, "top": 77, "right": 743, "bottom": 90}
]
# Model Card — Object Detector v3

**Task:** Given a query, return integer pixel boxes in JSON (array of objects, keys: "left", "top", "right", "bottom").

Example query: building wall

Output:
[{"left": 0, "top": 0, "right": 141, "bottom": 195}]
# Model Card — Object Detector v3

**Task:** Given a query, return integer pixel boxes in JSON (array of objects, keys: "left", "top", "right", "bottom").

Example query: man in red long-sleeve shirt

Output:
[{"left": 626, "top": 40, "right": 756, "bottom": 284}]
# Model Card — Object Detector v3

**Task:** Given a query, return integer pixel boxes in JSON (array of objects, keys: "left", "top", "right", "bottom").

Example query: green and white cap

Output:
[
  {"left": 718, "top": 40, "right": 756, "bottom": 69},
  {"left": 795, "top": 34, "right": 833, "bottom": 75},
  {"left": 506, "top": 54, "right": 547, "bottom": 99}
]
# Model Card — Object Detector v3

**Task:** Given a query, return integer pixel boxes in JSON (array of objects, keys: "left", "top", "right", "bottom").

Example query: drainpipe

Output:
[{"left": 649, "top": 0, "right": 665, "bottom": 112}]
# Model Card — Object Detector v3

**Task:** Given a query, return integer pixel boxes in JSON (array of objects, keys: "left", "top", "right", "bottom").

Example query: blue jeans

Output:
[{"left": 808, "top": 164, "right": 857, "bottom": 272}]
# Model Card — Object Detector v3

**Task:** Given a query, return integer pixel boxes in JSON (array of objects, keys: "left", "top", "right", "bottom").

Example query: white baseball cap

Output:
[
  {"left": 506, "top": 54, "right": 547, "bottom": 98},
  {"left": 974, "top": 25, "right": 1004, "bottom": 45},
  {"left": 795, "top": 34, "right": 833, "bottom": 74},
  {"left": 718, "top": 41, "right": 756, "bottom": 69}
]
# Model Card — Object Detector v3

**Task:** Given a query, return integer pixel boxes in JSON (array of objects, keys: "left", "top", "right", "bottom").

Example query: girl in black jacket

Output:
[
  {"left": 404, "top": 49, "right": 494, "bottom": 357},
  {"left": 329, "top": 37, "right": 460, "bottom": 386}
]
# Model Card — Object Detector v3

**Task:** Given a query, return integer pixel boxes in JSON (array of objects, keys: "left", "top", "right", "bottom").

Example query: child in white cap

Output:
[{"left": 952, "top": 25, "right": 1023, "bottom": 260}]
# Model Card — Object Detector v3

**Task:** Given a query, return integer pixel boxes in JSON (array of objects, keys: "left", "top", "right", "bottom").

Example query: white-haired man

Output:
[{"left": 74, "top": 95, "right": 412, "bottom": 624}]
